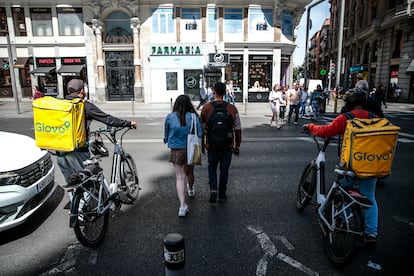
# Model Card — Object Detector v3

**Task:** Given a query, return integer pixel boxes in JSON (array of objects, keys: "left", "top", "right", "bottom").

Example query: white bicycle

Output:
[
  {"left": 69, "top": 126, "right": 139, "bottom": 247},
  {"left": 296, "top": 132, "right": 373, "bottom": 266}
]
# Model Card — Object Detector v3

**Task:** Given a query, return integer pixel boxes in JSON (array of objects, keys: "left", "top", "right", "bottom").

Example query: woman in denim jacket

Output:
[{"left": 164, "top": 95, "right": 202, "bottom": 217}]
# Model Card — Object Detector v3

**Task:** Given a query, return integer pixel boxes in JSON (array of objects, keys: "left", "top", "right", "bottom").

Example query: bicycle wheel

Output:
[
  {"left": 120, "top": 153, "right": 139, "bottom": 203},
  {"left": 296, "top": 163, "right": 316, "bottom": 212},
  {"left": 73, "top": 183, "right": 109, "bottom": 247},
  {"left": 322, "top": 190, "right": 362, "bottom": 266}
]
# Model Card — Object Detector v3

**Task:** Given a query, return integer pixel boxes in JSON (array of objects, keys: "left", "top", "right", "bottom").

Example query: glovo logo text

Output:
[
  {"left": 353, "top": 147, "right": 395, "bottom": 162},
  {"left": 36, "top": 121, "right": 71, "bottom": 134}
]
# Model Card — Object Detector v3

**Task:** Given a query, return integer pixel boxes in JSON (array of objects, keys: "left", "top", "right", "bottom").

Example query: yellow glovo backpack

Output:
[
  {"left": 33, "top": 96, "right": 86, "bottom": 152},
  {"left": 340, "top": 112, "right": 400, "bottom": 178}
]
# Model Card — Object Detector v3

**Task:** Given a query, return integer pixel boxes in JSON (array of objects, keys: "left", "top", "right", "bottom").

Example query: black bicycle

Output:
[{"left": 69, "top": 126, "right": 139, "bottom": 247}]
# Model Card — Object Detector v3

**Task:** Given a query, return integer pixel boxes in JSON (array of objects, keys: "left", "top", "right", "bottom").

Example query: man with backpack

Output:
[{"left": 200, "top": 82, "right": 242, "bottom": 203}]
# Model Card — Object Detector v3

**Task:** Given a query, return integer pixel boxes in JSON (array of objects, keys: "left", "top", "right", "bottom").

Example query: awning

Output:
[
  {"left": 56, "top": 64, "right": 85, "bottom": 76},
  {"left": 406, "top": 59, "right": 414, "bottom": 75},
  {"left": 14, "top": 57, "right": 29, "bottom": 69},
  {"left": 31, "top": 67, "right": 55, "bottom": 76}
]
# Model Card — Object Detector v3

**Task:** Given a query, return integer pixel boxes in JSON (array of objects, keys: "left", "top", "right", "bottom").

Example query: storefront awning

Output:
[
  {"left": 14, "top": 57, "right": 29, "bottom": 69},
  {"left": 406, "top": 59, "right": 414, "bottom": 75},
  {"left": 31, "top": 67, "right": 55, "bottom": 76},
  {"left": 56, "top": 64, "right": 85, "bottom": 76}
]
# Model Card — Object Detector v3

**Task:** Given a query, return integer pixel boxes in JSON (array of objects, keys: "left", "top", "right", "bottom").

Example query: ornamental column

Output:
[
  {"left": 130, "top": 17, "right": 143, "bottom": 101},
  {"left": 92, "top": 19, "right": 105, "bottom": 87}
]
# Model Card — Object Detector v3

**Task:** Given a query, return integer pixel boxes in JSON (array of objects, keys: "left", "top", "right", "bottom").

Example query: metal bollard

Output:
[
  {"left": 170, "top": 98, "right": 173, "bottom": 112},
  {"left": 244, "top": 98, "right": 248, "bottom": 115},
  {"left": 164, "top": 233, "right": 185, "bottom": 275}
]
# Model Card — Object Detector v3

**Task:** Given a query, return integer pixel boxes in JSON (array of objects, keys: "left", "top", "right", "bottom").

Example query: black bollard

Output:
[{"left": 164, "top": 233, "right": 185, "bottom": 275}]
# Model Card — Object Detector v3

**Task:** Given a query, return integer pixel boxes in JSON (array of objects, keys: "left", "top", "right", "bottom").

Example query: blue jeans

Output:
[
  {"left": 57, "top": 151, "right": 90, "bottom": 183},
  {"left": 341, "top": 177, "right": 378, "bottom": 236},
  {"left": 207, "top": 150, "right": 233, "bottom": 198},
  {"left": 300, "top": 102, "right": 306, "bottom": 116}
]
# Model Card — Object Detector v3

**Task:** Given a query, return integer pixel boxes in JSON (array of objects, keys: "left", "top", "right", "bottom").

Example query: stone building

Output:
[
  {"left": 324, "top": 0, "right": 414, "bottom": 102},
  {"left": 0, "top": 0, "right": 312, "bottom": 104}
]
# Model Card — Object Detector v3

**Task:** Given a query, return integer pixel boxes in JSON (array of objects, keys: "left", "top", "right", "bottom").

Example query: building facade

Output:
[
  {"left": 0, "top": 0, "right": 311, "bottom": 104},
  {"left": 323, "top": 0, "right": 414, "bottom": 102}
]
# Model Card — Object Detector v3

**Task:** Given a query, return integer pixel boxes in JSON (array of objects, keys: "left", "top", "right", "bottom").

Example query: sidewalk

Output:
[{"left": 0, "top": 98, "right": 413, "bottom": 119}]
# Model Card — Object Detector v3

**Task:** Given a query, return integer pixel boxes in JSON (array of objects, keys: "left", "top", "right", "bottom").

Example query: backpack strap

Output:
[
  {"left": 211, "top": 101, "right": 228, "bottom": 109},
  {"left": 344, "top": 112, "right": 355, "bottom": 120},
  {"left": 344, "top": 111, "right": 375, "bottom": 120}
]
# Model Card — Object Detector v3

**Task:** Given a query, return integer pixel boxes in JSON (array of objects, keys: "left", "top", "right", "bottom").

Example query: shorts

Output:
[{"left": 169, "top": 148, "right": 187, "bottom": 165}]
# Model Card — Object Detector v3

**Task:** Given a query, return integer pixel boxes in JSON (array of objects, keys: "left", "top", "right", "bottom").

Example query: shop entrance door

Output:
[
  {"left": 106, "top": 51, "right": 134, "bottom": 101},
  {"left": 184, "top": 69, "right": 203, "bottom": 101}
]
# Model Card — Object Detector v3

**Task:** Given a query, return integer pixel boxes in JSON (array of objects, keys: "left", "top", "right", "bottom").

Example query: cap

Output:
[{"left": 67, "top": 79, "right": 84, "bottom": 93}]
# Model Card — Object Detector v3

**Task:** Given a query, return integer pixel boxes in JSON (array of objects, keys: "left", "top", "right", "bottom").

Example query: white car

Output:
[{"left": 0, "top": 131, "right": 56, "bottom": 232}]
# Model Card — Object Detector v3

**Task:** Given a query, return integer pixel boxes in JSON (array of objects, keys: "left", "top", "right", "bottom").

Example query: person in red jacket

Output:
[{"left": 303, "top": 88, "right": 379, "bottom": 245}]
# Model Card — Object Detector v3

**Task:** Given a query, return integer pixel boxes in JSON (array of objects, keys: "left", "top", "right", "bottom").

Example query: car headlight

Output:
[{"left": 0, "top": 172, "right": 21, "bottom": 186}]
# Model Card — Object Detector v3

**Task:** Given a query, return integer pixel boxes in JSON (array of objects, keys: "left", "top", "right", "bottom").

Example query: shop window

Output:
[
  {"left": 249, "top": 8, "right": 272, "bottom": 32},
  {"left": 57, "top": 7, "right": 84, "bottom": 36},
  {"left": 182, "top": 8, "right": 200, "bottom": 30},
  {"left": 0, "top": 8, "right": 8, "bottom": 36},
  {"left": 224, "top": 8, "right": 242, "bottom": 33},
  {"left": 31, "top": 8, "right": 53, "bottom": 36},
  {"left": 248, "top": 55, "right": 272, "bottom": 91},
  {"left": 207, "top": 8, "right": 217, "bottom": 33},
  {"left": 152, "top": 8, "right": 174, "bottom": 34},
  {"left": 12, "top": 7, "right": 27, "bottom": 36}
]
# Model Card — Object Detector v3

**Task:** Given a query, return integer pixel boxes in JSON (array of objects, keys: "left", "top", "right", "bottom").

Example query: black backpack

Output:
[{"left": 207, "top": 101, "right": 234, "bottom": 149}]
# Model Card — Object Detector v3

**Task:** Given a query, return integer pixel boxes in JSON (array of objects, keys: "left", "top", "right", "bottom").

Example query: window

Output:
[
  {"left": 166, "top": 72, "right": 177, "bottom": 90},
  {"left": 0, "top": 8, "right": 8, "bottom": 36},
  {"left": 12, "top": 7, "right": 26, "bottom": 36},
  {"left": 105, "top": 11, "right": 131, "bottom": 43},
  {"left": 57, "top": 7, "right": 83, "bottom": 36},
  {"left": 31, "top": 8, "right": 53, "bottom": 36},
  {"left": 224, "top": 8, "right": 242, "bottom": 33},
  {"left": 182, "top": 8, "right": 200, "bottom": 30},
  {"left": 207, "top": 8, "right": 217, "bottom": 33},
  {"left": 249, "top": 8, "right": 272, "bottom": 32},
  {"left": 152, "top": 8, "right": 174, "bottom": 33}
]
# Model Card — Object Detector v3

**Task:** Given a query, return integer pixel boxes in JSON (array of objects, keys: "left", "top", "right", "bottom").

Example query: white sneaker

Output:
[
  {"left": 187, "top": 184, "right": 195, "bottom": 197},
  {"left": 178, "top": 204, "right": 189, "bottom": 217}
]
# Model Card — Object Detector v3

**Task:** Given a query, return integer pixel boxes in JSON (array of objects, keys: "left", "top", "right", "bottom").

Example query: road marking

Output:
[
  {"left": 392, "top": 215, "right": 414, "bottom": 228},
  {"left": 248, "top": 226, "right": 319, "bottom": 276}
]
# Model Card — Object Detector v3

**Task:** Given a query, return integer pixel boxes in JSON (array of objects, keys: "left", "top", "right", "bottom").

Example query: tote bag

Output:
[{"left": 187, "top": 113, "right": 202, "bottom": 165}]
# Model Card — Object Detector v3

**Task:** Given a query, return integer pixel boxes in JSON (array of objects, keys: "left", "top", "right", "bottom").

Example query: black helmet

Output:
[
  {"left": 89, "top": 140, "right": 109, "bottom": 157},
  {"left": 355, "top": 80, "right": 369, "bottom": 92},
  {"left": 343, "top": 88, "right": 367, "bottom": 104}
]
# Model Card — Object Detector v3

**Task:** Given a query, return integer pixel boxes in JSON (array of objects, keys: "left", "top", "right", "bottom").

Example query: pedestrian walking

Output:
[
  {"left": 279, "top": 86, "right": 287, "bottom": 123},
  {"left": 164, "top": 95, "right": 202, "bottom": 217},
  {"left": 268, "top": 84, "right": 285, "bottom": 129},
  {"left": 310, "top": 84, "right": 323, "bottom": 120},
  {"left": 287, "top": 84, "right": 300, "bottom": 124},
  {"left": 226, "top": 80, "right": 236, "bottom": 105},
  {"left": 200, "top": 82, "right": 242, "bottom": 203},
  {"left": 299, "top": 86, "right": 309, "bottom": 118},
  {"left": 375, "top": 84, "right": 387, "bottom": 109},
  {"left": 197, "top": 82, "right": 208, "bottom": 110}
]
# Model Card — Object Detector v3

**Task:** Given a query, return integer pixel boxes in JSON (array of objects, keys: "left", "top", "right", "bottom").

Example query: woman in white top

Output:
[{"left": 268, "top": 84, "right": 286, "bottom": 129}]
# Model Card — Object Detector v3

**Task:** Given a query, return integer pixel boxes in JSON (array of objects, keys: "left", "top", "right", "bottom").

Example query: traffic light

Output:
[
  {"left": 2, "top": 58, "right": 9, "bottom": 70},
  {"left": 330, "top": 62, "right": 336, "bottom": 74}
]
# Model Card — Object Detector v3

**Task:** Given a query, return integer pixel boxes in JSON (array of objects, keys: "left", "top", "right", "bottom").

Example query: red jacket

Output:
[{"left": 308, "top": 109, "right": 373, "bottom": 138}]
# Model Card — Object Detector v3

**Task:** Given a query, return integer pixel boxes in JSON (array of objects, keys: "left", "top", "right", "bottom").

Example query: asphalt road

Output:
[{"left": 0, "top": 112, "right": 413, "bottom": 275}]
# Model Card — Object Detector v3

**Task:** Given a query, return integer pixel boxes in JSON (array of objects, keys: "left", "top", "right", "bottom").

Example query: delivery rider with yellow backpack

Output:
[
  {"left": 303, "top": 86, "right": 400, "bottom": 245},
  {"left": 33, "top": 79, "right": 137, "bottom": 192}
]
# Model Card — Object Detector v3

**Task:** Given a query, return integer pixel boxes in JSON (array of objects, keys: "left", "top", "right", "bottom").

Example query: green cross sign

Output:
[{"left": 320, "top": 69, "right": 327, "bottom": 76}]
